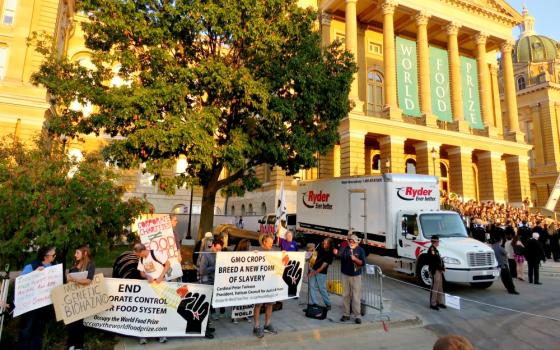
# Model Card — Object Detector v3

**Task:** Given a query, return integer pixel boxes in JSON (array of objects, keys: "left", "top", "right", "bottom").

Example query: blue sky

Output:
[{"left": 507, "top": 0, "right": 560, "bottom": 40}]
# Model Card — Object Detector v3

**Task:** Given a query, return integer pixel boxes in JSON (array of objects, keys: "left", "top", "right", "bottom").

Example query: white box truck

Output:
[{"left": 296, "top": 174, "right": 500, "bottom": 288}]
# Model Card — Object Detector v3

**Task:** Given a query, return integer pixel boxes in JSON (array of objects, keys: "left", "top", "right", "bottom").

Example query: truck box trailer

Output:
[{"left": 296, "top": 174, "right": 499, "bottom": 288}]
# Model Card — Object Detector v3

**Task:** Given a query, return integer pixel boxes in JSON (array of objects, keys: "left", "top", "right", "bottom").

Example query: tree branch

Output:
[{"left": 216, "top": 168, "right": 246, "bottom": 189}]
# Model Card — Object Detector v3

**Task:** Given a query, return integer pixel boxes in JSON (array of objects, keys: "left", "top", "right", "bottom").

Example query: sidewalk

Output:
[
  {"left": 523, "top": 259, "right": 560, "bottom": 278},
  {"left": 113, "top": 284, "right": 421, "bottom": 350}
]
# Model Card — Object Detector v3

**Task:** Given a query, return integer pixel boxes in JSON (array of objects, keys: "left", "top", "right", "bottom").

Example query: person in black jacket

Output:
[
  {"left": 524, "top": 232, "right": 546, "bottom": 284},
  {"left": 426, "top": 236, "right": 446, "bottom": 311}
]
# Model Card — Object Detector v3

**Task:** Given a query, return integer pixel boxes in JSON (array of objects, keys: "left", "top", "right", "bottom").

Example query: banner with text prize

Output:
[
  {"left": 135, "top": 214, "right": 182, "bottom": 280},
  {"left": 429, "top": 46, "right": 453, "bottom": 122},
  {"left": 212, "top": 251, "right": 305, "bottom": 308},
  {"left": 396, "top": 37, "right": 420, "bottom": 117},
  {"left": 84, "top": 279, "right": 212, "bottom": 337},
  {"left": 460, "top": 56, "right": 484, "bottom": 129}
]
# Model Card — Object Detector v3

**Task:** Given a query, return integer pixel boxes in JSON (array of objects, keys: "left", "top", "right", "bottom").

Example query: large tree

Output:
[
  {"left": 0, "top": 136, "right": 148, "bottom": 269},
  {"left": 32, "top": 0, "right": 356, "bottom": 239}
]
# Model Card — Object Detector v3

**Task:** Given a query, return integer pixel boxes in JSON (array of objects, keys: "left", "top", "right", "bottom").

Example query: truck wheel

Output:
[
  {"left": 470, "top": 281, "right": 493, "bottom": 289},
  {"left": 416, "top": 258, "right": 432, "bottom": 288}
]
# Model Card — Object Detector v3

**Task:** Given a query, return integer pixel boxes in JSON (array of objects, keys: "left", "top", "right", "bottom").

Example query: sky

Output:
[{"left": 507, "top": 0, "right": 560, "bottom": 40}]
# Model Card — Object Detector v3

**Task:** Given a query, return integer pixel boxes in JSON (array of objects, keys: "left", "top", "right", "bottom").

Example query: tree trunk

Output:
[{"left": 197, "top": 185, "right": 217, "bottom": 241}]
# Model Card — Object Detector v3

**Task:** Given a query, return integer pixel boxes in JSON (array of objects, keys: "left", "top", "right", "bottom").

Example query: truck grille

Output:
[{"left": 467, "top": 252, "right": 495, "bottom": 267}]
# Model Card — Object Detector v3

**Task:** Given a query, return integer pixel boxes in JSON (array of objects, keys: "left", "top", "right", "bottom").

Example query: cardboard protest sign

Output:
[
  {"left": 14, "top": 264, "right": 63, "bottom": 317},
  {"left": 84, "top": 278, "right": 212, "bottom": 337},
  {"left": 135, "top": 214, "right": 182, "bottom": 280},
  {"left": 51, "top": 274, "right": 111, "bottom": 324},
  {"left": 212, "top": 251, "right": 305, "bottom": 308},
  {"left": 231, "top": 304, "right": 254, "bottom": 319}
]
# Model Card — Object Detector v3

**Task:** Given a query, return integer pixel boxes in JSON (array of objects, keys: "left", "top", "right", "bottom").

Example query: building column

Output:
[
  {"left": 382, "top": 0, "right": 402, "bottom": 120},
  {"left": 319, "top": 145, "right": 340, "bottom": 179},
  {"left": 477, "top": 151, "right": 505, "bottom": 202},
  {"left": 474, "top": 33, "right": 495, "bottom": 134},
  {"left": 379, "top": 136, "right": 405, "bottom": 173},
  {"left": 501, "top": 41, "right": 523, "bottom": 142},
  {"left": 446, "top": 23, "right": 469, "bottom": 132},
  {"left": 416, "top": 11, "right": 437, "bottom": 127},
  {"left": 505, "top": 155, "right": 530, "bottom": 205},
  {"left": 448, "top": 147, "right": 475, "bottom": 200},
  {"left": 340, "top": 131, "right": 366, "bottom": 176},
  {"left": 489, "top": 64, "right": 503, "bottom": 136},
  {"left": 415, "top": 141, "right": 441, "bottom": 177},
  {"left": 345, "top": 0, "right": 363, "bottom": 111}
]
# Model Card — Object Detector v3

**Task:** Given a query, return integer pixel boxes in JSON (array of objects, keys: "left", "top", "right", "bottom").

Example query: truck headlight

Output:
[{"left": 442, "top": 257, "right": 461, "bottom": 265}]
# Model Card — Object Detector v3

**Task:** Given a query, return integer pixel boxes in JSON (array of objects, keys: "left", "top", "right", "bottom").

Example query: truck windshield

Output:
[{"left": 419, "top": 213, "right": 468, "bottom": 239}]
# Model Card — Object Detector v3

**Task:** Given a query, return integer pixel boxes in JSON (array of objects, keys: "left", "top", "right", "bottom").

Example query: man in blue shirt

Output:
[{"left": 334, "top": 234, "right": 365, "bottom": 324}]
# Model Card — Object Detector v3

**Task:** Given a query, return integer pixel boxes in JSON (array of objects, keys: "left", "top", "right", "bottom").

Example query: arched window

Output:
[
  {"left": 367, "top": 70, "right": 384, "bottom": 114},
  {"left": 440, "top": 162, "right": 449, "bottom": 193},
  {"left": 372, "top": 154, "right": 381, "bottom": 172},
  {"left": 231, "top": 205, "right": 235, "bottom": 216},
  {"left": 248, "top": 203, "right": 253, "bottom": 215},
  {"left": 405, "top": 159, "right": 416, "bottom": 174},
  {"left": 517, "top": 75, "right": 526, "bottom": 90},
  {"left": 241, "top": 204, "right": 246, "bottom": 216}
]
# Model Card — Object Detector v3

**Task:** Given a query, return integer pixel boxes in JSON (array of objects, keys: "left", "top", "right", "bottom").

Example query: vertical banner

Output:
[
  {"left": 460, "top": 56, "right": 484, "bottom": 129},
  {"left": 14, "top": 264, "right": 63, "bottom": 317},
  {"left": 429, "top": 46, "right": 453, "bottom": 122},
  {"left": 135, "top": 214, "right": 182, "bottom": 280},
  {"left": 396, "top": 37, "right": 421, "bottom": 117},
  {"left": 84, "top": 279, "right": 212, "bottom": 337},
  {"left": 212, "top": 251, "right": 305, "bottom": 308}
]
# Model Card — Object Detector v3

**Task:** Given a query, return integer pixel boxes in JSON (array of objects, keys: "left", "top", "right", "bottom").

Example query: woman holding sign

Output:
[{"left": 66, "top": 244, "right": 95, "bottom": 350}]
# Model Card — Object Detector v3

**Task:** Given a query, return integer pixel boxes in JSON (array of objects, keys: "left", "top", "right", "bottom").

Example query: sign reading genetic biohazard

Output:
[
  {"left": 84, "top": 279, "right": 212, "bottom": 337},
  {"left": 212, "top": 251, "right": 305, "bottom": 308}
]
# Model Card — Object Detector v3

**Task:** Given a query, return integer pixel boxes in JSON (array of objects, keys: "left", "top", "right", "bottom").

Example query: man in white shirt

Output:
[{"left": 134, "top": 243, "right": 171, "bottom": 283}]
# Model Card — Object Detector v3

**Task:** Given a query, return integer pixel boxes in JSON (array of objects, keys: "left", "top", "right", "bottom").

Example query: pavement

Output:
[{"left": 523, "top": 259, "right": 560, "bottom": 278}]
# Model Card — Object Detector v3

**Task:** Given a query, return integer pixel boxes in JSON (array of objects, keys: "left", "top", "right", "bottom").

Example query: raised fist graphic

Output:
[
  {"left": 282, "top": 260, "right": 302, "bottom": 297},
  {"left": 177, "top": 292, "right": 210, "bottom": 334}
]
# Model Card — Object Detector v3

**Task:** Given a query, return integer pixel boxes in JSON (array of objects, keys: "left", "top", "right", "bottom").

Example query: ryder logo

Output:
[
  {"left": 396, "top": 187, "right": 436, "bottom": 202},
  {"left": 302, "top": 191, "right": 333, "bottom": 209}
]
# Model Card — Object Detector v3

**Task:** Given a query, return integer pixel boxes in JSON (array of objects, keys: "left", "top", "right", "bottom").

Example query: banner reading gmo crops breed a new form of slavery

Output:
[{"left": 212, "top": 251, "right": 305, "bottom": 308}]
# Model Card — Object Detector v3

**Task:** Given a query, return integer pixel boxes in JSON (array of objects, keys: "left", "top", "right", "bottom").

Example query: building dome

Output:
[{"left": 513, "top": 5, "right": 560, "bottom": 63}]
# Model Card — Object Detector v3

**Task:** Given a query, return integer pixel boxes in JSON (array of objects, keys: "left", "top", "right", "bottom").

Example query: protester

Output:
[
  {"left": 253, "top": 235, "right": 277, "bottom": 338},
  {"left": 308, "top": 238, "right": 333, "bottom": 311},
  {"left": 170, "top": 214, "right": 182, "bottom": 262},
  {"left": 232, "top": 239, "right": 252, "bottom": 324},
  {"left": 512, "top": 234, "right": 525, "bottom": 281},
  {"left": 194, "top": 232, "right": 214, "bottom": 267},
  {"left": 133, "top": 243, "right": 170, "bottom": 344},
  {"left": 524, "top": 232, "right": 546, "bottom": 285},
  {"left": 491, "top": 235, "right": 519, "bottom": 295},
  {"left": 433, "top": 335, "right": 475, "bottom": 350},
  {"left": 427, "top": 235, "right": 446, "bottom": 310},
  {"left": 197, "top": 240, "right": 223, "bottom": 339},
  {"left": 66, "top": 244, "right": 95, "bottom": 350},
  {"left": 279, "top": 231, "right": 298, "bottom": 252},
  {"left": 334, "top": 234, "right": 365, "bottom": 323},
  {"left": 504, "top": 232, "right": 517, "bottom": 279},
  {"left": 17, "top": 246, "right": 56, "bottom": 350}
]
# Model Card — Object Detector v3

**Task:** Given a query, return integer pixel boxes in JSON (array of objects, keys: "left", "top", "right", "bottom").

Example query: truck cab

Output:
[{"left": 398, "top": 210, "right": 499, "bottom": 288}]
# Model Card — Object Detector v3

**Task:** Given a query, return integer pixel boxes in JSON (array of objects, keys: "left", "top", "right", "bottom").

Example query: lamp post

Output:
[
  {"left": 186, "top": 186, "right": 193, "bottom": 239},
  {"left": 431, "top": 147, "right": 437, "bottom": 175}
]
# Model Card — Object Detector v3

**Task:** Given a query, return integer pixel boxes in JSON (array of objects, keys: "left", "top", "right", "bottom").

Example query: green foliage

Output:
[
  {"left": 31, "top": 0, "right": 356, "bottom": 236},
  {"left": 0, "top": 136, "right": 148, "bottom": 269}
]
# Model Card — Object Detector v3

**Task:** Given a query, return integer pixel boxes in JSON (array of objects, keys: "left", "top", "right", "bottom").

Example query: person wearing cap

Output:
[
  {"left": 426, "top": 235, "right": 446, "bottom": 310},
  {"left": 333, "top": 234, "right": 366, "bottom": 324}
]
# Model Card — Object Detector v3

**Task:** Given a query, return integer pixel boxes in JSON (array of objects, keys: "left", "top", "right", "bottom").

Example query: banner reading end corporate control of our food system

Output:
[
  {"left": 212, "top": 251, "right": 305, "bottom": 308},
  {"left": 135, "top": 214, "right": 182, "bottom": 280},
  {"left": 84, "top": 278, "right": 212, "bottom": 337}
]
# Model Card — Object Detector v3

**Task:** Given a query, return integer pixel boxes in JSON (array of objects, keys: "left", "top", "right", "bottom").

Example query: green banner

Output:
[
  {"left": 460, "top": 56, "right": 484, "bottom": 129},
  {"left": 429, "top": 47, "right": 452, "bottom": 122},
  {"left": 396, "top": 37, "right": 420, "bottom": 117}
]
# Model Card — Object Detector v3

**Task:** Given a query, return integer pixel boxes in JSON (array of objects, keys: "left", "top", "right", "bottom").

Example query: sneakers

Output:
[
  {"left": 355, "top": 318, "right": 362, "bottom": 324},
  {"left": 232, "top": 318, "right": 239, "bottom": 324},
  {"left": 158, "top": 337, "right": 168, "bottom": 343},
  {"left": 253, "top": 326, "right": 264, "bottom": 338},
  {"left": 139, "top": 337, "right": 148, "bottom": 345},
  {"left": 325, "top": 304, "right": 331, "bottom": 311},
  {"left": 340, "top": 315, "right": 350, "bottom": 322},
  {"left": 437, "top": 304, "right": 447, "bottom": 308},
  {"left": 263, "top": 324, "right": 277, "bottom": 334},
  {"left": 205, "top": 332, "right": 215, "bottom": 339},
  {"left": 430, "top": 305, "right": 439, "bottom": 311}
]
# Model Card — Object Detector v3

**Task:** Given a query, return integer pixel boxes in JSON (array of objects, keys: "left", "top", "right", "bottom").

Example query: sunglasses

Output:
[{"left": 46, "top": 253, "right": 56, "bottom": 257}]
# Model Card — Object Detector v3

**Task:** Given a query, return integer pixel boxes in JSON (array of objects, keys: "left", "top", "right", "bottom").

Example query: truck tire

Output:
[
  {"left": 416, "top": 257, "right": 432, "bottom": 288},
  {"left": 470, "top": 281, "right": 493, "bottom": 289}
]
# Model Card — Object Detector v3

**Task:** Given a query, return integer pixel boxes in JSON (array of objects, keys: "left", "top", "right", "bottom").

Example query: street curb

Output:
[{"left": 114, "top": 314, "right": 423, "bottom": 350}]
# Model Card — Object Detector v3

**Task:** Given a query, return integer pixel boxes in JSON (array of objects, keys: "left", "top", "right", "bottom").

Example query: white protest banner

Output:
[
  {"left": 84, "top": 278, "right": 212, "bottom": 337},
  {"left": 231, "top": 304, "right": 254, "bottom": 319},
  {"left": 14, "top": 264, "right": 63, "bottom": 317},
  {"left": 51, "top": 274, "right": 111, "bottom": 324},
  {"left": 212, "top": 251, "right": 305, "bottom": 308},
  {"left": 135, "top": 214, "right": 182, "bottom": 280}
]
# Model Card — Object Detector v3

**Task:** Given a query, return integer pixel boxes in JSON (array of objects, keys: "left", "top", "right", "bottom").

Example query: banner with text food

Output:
[
  {"left": 429, "top": 46, "right": 453, "bottom": 122},
  {"left": 396, "top": 36, "right": 421, "bottom": 117},
  {"left": 135, "top": 214, "right": 182, "bottom": 280},
  {"left": 14, "top": 264, "right": 63, "bottom": 317},
  {"left": 51, "top": 273, "right": 111, "bottom": 325},
  {"left": 212, "top": 251, "right": 305, "bottom": 308},
  {"left": 84, "top": 279, "right": 212, "bottom": 337},
  {"left": 460, "top": 56, "right": 484, "bottom": 129}
]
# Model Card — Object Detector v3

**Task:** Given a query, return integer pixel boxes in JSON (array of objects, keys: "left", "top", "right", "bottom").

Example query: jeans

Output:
[
  {"left": 309, "top": 272, "right": 330, "bottom": 306},
  {"left": 17, "top": 307, "right": 49, "bottom": 350}
]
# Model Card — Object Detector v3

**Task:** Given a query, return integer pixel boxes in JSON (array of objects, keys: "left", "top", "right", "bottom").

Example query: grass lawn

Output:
[{"left": 94, "top": 245, "right": 131, "bottom": 268}]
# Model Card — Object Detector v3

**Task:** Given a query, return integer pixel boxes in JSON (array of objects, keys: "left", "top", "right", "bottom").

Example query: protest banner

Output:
[
  {"left": 14, "top": 264, "right": 63, "bottom": 317},
  {"left": 212, "top": 251, "right": 305, "bottom": 308},
  {"left": 84, "top": 278, "right": 212, "bottom": 337},
  {"left": 231, "top": 304, "right": 254, "bottom": 319},
  {"left": 135, "top": 214, "right": 182, "bottom": 280},
  {"left": 51, "top": 274, "right": 111, "bottom": 324}
]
